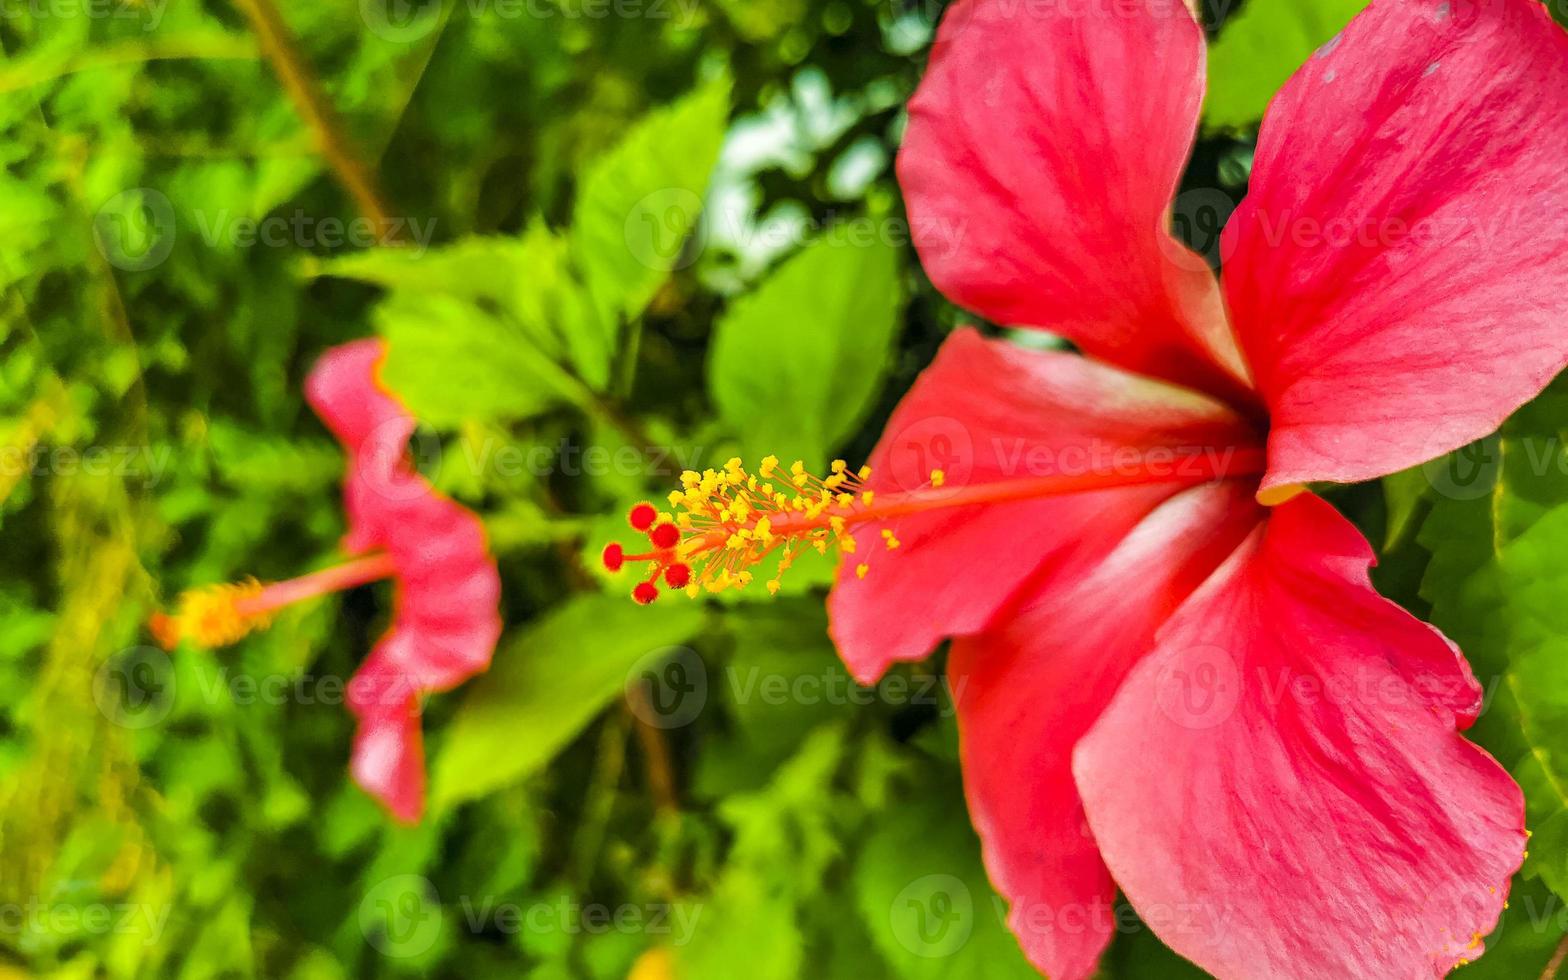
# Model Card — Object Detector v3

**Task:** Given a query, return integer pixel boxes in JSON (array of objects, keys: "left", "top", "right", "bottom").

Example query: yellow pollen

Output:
[
  {"left": 608, "top": 444, "right": 1272, "bottom": 604},
  {"left": 616, "top": 455, "right": 889, "bottom": 597},
  {"left": 856, "top": 563, "right": 869, "bottom": 579},
  {"left": 152, "top": 579, "right": 270, "bottom": 650}
]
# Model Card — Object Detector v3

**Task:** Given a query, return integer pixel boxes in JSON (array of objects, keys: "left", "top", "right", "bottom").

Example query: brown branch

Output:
[
  {"left": 625, "top": 693, "right": 679, "bottom": 816},
  {"left": 1543, "top": 933, "right": 1568, "bottom": 980},
  {"left": 229, "top": 0, "right": 399, "bottom": 239}
]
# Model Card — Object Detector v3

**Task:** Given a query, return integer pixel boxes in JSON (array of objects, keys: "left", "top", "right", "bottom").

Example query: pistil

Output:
[
  {"left": 150, "top": 552, "right": 399, "bottom": 650},
  {"left": 606, "top": 447, "right": 1267, "bottom": 602}
]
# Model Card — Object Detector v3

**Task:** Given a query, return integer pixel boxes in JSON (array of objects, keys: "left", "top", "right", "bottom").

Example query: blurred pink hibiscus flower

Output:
[{"left": 153, "top": 339, "right": 501, "bottom": 823}]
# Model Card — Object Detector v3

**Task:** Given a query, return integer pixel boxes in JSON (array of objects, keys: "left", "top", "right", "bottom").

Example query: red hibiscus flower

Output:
[
  {"left": 152, "top": 339, "right": 502, "bottom": 823},
  {"left": 609, "top": 0, "right": 1568, "bottom": 975}
]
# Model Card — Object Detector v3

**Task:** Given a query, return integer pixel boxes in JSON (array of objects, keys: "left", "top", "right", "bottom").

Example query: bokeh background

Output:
[{"left": 6, "top": 0, "right": 1568, "bottom": 977}]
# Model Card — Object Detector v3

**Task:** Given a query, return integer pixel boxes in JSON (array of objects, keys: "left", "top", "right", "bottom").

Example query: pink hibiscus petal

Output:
[
  {"left": 950, "top": 481, "right": 1261, "bottom": 980},
  {"left": 827, "top": 327, "right": 1260, "bottom": 683},
  {"left": 306, "top": 340, "right": 503, "bottom": 822},
  {"left": 1074, "top": 494, "right": 1524, "bottom": 978},
  {"left": 347, "top": 650, "right": 425, "bottom": 824},
  {"left": 899, "top": 0, "right": 1251, "bottom": 402},
  {"left": 1223, "top": 0, "right": 1568, "bottom": 491}
]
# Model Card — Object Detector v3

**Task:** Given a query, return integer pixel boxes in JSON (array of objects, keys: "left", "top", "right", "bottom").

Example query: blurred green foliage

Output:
[{"left": 3, "top": 0, "right": 1568, "bottom": 978}]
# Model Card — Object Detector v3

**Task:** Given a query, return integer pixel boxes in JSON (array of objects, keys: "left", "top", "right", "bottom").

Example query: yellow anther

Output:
[
  {"left": 153, "top": 579, "right": 270, "bottom": 650},
  {"left": 862, "top": 490, "right": 874, "bottom": 505},
  {"left": 856, "top": 563, "right": 869, "bottom": 579},
  {"left": 858, "top": 465, "right": 872, "bottom": 479},
  {"left": 930, "top": 469, "right": 945, "bottom": 487},
  {"left": 621, "top": 454, "right": 878, "bottom": 600}
]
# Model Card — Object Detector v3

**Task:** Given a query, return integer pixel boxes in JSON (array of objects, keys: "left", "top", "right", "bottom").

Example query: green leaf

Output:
[
  {"left": 571, "top": 76, "right": 731, "bottom": 330},
  {"left": 431, "top": 595, "right": 705, "bottom": 810},
  {"left": 1516, "top": 753, "right": 1568, "bottom": 902},
  {"left": 1419, "top": 382, "right": 1568, "bottom": 906},
  {"left": 325, "top": 229, "right": 606, "bottom": 426},
  {"left": 1382, "top": 464, "right": 1430, "bottom": 550},
  {"left": 1205, "top": 0, "right": 1369, "bottom": 131},
  {"left": 709, "top": 229, "right": 904, "bottom": 463},
  {"left": 852, "top": 774, "right": 1038, "bottom": 980},
  {"left": 694, "top": 601, "right": 857, "bottom": 798},
  {"left": 675, "top": 725, "right": 849, "bottom": 980}
]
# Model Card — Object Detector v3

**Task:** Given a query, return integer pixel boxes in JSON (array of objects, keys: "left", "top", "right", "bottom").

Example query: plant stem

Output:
[{"left": 230, "top": 0, "right": 400, "bottom": 240}]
